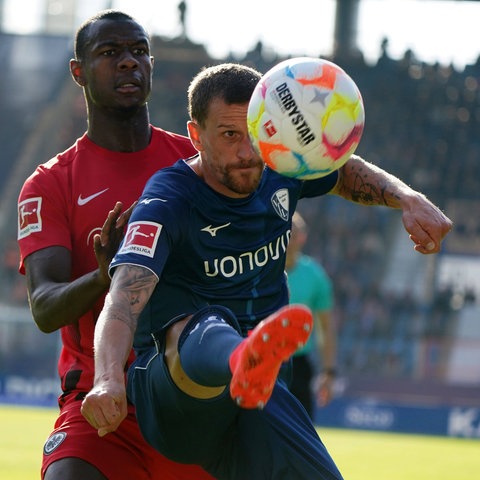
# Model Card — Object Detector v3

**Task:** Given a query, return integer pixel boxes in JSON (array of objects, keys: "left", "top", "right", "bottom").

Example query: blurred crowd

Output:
[{"left": 2, "top": 33, "right": 479, "bottom": 382}]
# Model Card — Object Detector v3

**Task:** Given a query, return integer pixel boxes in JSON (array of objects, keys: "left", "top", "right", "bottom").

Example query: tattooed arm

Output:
[
  {"left": 81, "top": 264, "right": 158, "bottom": 436},
  {"left": 330, "top": 154, "right": 453, "bottom": 254}
]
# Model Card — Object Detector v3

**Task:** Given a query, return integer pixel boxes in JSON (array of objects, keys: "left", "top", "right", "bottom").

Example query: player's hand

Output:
[
  {"left": 401, "top": 193, "right": 453, "bottom": 254},
  {"left": 94, "top": 201, "right": 137, "bottom": 283},
  {"left": 81, "top": 382, "right": 128, "bottom": 437}
]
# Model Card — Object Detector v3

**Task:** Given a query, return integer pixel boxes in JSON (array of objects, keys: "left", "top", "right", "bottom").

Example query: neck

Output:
[{"left": 87, "top": 107, "right": 151, "bottom": 152}]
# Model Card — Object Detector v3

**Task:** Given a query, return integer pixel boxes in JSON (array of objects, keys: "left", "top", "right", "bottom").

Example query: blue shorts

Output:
[{"left": 127, "top": 333, "right": 343, "bottom": 480}]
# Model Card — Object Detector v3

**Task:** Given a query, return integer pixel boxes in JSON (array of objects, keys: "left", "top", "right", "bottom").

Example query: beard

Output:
[{"left": 221, "top": 161, "right": 264, "bottom": 195}]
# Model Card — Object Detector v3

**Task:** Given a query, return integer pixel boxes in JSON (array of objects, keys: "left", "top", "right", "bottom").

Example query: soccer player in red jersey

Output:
[{"left": 17, "top": 10, "right": 213, "bottom": 480}]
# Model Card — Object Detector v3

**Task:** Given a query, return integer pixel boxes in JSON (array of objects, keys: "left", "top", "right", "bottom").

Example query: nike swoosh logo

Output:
[
  {"left": 77, "top": 188, "right": 109, "bottom": 206},
  {"left": 201, "top": 223, "right": 231, "bottom": 237}
]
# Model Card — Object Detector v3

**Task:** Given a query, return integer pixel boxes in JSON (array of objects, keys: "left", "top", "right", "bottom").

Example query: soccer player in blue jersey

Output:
[{"left": 81, "top": 63, "right": 452, "bottom": 479}]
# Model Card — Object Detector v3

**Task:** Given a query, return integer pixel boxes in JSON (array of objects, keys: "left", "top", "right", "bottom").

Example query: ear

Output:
[
  {"left": 70, "top": 59, "right": 85, "bottom": 87},
  {"left": 187, "top": 121, "right": 203, "bottom": 151}
]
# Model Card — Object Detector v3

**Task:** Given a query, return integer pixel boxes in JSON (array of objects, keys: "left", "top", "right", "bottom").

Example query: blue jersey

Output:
[{"left": 111, "top": 159, "right": 337, "bottom": 349}]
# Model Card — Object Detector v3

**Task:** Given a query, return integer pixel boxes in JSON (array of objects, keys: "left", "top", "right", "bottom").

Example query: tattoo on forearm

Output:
[
  {"left": 115, "top": 265, "right": 157, "bottom": 293},
  {"left": 341, "top": 157, "right": 402, "bottom": 207},
  {"left": 351, "top": 172, "right": 383, "bottom": 204},
  {"left": 106, "top": 265, "right": 158, "bottom": 332}
]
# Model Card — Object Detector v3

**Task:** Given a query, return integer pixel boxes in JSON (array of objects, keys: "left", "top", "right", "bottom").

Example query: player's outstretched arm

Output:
[
  {"left": 25, "top": 202, "right": 135, "bottom": 333},
  {"left": 82, "top": 263, "right": 158, "bottom": 436},
  {"left": 330, "top": 154, "right": 453, "bottom": 254}
]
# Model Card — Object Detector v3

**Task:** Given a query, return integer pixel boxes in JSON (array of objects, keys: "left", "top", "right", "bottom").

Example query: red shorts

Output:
[{"left": 42, "top": 398, "right": 213, "bottom": 480}]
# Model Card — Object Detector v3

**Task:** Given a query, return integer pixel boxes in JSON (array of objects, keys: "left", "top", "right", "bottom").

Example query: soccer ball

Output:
[{"left": 247, "top": 57, "right": 365, "bottom": 180}]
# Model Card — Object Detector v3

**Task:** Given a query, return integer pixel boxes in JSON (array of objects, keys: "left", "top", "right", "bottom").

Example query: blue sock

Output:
[{"left": 178, "top": 306, "right": 243, "bottom": 386}]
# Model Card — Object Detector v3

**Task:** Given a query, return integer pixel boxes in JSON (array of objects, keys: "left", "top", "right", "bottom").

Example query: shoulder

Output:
[
  {"left": 151, "top": 125, "right": 188, "bottom": 142},
  {"left": 21, "top": 137, "right": 85, "bottom": 193},
  {"left": 150, "top": 126, "right": 196, "bottom": 156},
  {"left": 262, "top": 166, "right": 338, "bottom": 197},
  {"left": 146, "top": 159, "right": 195, "bottom": 185},
  {"left": 261, "top": 167, "right": 302, "bottom": 199},
  {"left": 40, "top": 134, "right": 92, "bottom": 172},
  {"left": 299, "top": 255, "right": 329, "bottom": 278},
  {"left": 133, "top": 163, "right": 198, "bottom": 240},
  {"left": 300, "top": 171, "right": 338, "bottom": 198},
  {"left": 141, "top": 161, "right": 200, "bottom": 209}
]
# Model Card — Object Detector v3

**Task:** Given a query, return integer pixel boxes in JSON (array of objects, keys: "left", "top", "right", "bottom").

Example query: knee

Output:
[{"left": 177, "top": 305, "right": 241, "bottom": 351}]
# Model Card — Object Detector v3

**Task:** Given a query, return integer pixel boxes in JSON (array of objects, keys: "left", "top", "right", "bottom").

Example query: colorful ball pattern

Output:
[{"left": 247, "top": 57, "right": 365, "bottom": 180}]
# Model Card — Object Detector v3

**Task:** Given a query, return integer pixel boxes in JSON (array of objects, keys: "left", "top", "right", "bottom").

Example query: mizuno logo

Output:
[
  {"left": 77, "top": 188, "right": 109, "bottom": 206},
  {"left": 139, "top": 198, "right": 168, "bottom": 205},
  {"left": 201, "top": 223, "right": 231, "bottom": 237}
]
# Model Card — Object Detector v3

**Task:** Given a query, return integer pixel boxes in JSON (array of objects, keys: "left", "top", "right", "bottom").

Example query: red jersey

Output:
[{"left": 18, "top": 127, "right": 196, "bottom": 401}]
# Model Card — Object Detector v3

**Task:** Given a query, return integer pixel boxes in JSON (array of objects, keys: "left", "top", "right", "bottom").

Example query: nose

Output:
[
  {"left": 118, "top": 49, "right": 138, "bottom": 70},
  {"left": 238, "top": 134, "right": 256, "bottom": 159}
]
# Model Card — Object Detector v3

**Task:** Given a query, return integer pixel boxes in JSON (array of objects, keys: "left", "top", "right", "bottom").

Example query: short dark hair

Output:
[
  {"left": 188, "top": 63, "right": 262, "bottom": 126},
  {"left": 74, "top": 10, "right": 145, "bottom": 61}
]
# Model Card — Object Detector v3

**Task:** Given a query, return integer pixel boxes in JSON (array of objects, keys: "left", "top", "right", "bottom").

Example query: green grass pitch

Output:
[{"left": 1, "top": 404, "right": 478, "bottom": 479}]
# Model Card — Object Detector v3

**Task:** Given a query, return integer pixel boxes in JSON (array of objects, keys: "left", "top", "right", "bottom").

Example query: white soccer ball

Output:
[{"left": 247, "top": 57, "right": 365, "bottom": 180}]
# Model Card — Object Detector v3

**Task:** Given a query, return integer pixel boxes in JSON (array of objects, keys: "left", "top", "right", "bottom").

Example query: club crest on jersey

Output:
[
  {"left": 271, "top": 189, "right": 289, "bottom": 221},
  {"left": 18, "top": 197, "right": 42, "bottom": 239},
  {"left": 119, "top": 221, "right": 162, "bottom": 258},
  {"left": 44, "top": 431, "right": 67, "bottom": 455}
]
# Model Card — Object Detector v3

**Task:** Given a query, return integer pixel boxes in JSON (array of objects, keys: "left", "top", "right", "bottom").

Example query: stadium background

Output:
[{"left": 0, "top": 0, "right": 479, "bottom": 439}]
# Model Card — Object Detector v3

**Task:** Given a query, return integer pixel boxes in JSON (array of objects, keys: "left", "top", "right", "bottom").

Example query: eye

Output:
[
  {"left": 134, "top": 47, "right": 148, "bottom": 56},
  {"left": 101, "top": 49, "right": 116, "bottom": 56},
  {"left": 223, "top": 130, "right": 240, "bottom": 142}
]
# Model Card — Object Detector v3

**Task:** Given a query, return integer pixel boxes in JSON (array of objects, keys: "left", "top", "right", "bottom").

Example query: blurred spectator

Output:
[{"left": 286, "top": 212, "right": 337, "bottom": 417}]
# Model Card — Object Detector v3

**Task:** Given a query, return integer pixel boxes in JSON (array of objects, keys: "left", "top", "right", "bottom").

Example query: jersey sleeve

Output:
[
  {"left": 17, "top": 162, "right": 71, "bottom": 274},
  {"left": 109, "top": 169, "right": 188, "bottom": 279},
  {"left": 299, "top": 170, "right": 338, "bottom": 198}
]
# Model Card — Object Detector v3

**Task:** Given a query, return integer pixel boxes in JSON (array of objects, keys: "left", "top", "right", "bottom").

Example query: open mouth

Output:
[{"left": 116, "top": 80, "right": 141, "bottom": 93}]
